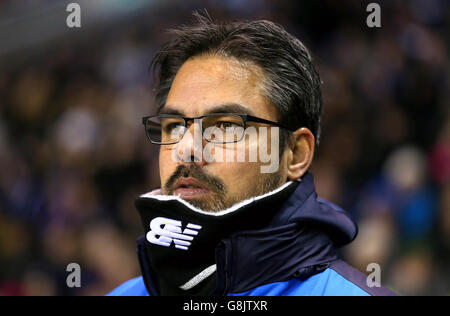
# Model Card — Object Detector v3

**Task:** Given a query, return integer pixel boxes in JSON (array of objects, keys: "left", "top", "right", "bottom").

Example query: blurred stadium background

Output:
[{"left": 0, "top": 0, "right": 449, "bottom": 296}]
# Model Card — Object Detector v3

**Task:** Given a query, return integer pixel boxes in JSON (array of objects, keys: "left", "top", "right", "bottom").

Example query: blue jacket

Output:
[{"left": 108, "top": 173, "right": 395, "bottom": 296}]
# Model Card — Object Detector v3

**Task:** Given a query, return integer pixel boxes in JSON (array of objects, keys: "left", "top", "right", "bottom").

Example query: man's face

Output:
[{"left": 159, "top": 55, "right": 288, "bottom": 211}]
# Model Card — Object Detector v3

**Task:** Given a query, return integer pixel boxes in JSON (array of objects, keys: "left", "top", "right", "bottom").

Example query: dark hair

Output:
[{"left": 151, "top": 11, "right": 323, "bottom": 147}]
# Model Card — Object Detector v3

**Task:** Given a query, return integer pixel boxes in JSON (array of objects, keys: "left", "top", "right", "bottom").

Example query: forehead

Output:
[{"left": 163, "top": 55, "right": 277, "bottom": 119}]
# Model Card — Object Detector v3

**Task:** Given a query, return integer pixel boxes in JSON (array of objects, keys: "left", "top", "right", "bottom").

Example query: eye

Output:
[
  {"left": 216, "top": 121, "right": 241, "bottom": 130},
  {"left": 164, "top": 122, "right": 184, "bottom": 132}
]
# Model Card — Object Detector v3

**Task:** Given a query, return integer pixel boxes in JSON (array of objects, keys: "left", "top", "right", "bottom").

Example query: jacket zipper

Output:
[{"left": 213, "top": 239, "right": 233, "bottom": 296}]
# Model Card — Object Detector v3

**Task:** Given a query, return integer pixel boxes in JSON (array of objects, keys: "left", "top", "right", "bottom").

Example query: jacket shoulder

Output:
[
  {"left": 228, "top": 260, "right": 397, "bottom": 296},
  {"left": 327, "top": 260, "right": 397, "bottom": 296},
  {"left": 106, "top": 276, "right": 149, "bottom": 296}
]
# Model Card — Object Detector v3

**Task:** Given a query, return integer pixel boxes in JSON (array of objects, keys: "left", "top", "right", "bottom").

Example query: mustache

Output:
[{"left": 164, "top": 164, "right": 226, "bottom": 195}]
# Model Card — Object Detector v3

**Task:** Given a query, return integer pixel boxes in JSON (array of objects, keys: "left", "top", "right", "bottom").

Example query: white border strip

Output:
[
  {"left": 179, "top": 264, "right": 217, "bottom": 291},
  {"left": 140, "top": 180, "right": 298, "bottom": 217}
]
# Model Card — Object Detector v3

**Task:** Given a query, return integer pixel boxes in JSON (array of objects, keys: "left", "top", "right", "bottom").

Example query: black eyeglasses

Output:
[{"left": 142, "top": 113, "right": 293, "bottom": 145}]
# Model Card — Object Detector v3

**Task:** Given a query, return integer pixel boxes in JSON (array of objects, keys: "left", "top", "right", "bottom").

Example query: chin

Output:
[{"left": 183, "top": 196, "right": 227, "bottom": 213}]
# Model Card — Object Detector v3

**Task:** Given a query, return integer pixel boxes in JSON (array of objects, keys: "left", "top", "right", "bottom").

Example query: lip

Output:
[{"left": 173, "top": 177, "right": 211, "bottom": 198}]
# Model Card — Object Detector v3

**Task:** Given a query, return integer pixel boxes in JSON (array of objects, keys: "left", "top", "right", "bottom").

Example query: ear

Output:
[{"left": 286, "top": 128, "right": 315, "bottom": 180}]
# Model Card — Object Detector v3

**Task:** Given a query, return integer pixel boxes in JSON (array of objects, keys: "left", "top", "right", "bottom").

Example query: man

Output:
[{"left": 108, "top": 12, "right": 395, "bottom": 296}]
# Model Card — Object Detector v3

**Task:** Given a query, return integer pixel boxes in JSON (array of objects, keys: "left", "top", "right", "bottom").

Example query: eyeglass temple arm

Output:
[{"left": 246, "top": 115, "right": 294, "bottom": 131}]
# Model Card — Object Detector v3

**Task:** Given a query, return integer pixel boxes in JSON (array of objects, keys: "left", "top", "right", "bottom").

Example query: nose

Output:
[{"left": 173, "top": 119, "right": 206, "bottom": 164}]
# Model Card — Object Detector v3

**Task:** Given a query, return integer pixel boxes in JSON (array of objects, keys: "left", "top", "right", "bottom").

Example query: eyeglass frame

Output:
[{"left": 142, "top": 113, "right": 295, "bottom": 145}]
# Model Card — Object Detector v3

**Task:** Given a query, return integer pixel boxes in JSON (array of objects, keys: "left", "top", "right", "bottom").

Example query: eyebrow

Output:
[
  {"left": 158, "top": 107, "right": 184, "bottom": 115},
  {"left": 159, "top": 103, "right": 255, "bottom": 117}
]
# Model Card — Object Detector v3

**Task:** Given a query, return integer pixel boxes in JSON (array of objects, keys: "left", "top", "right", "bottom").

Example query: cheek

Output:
[
  {"left": 159, "top": 147, "right": 176, "bottom": 185},
  {"left": 211, "top": 161, "right": 262, "bottom": 191},
  {"left": 221, "top": 133, "right": 261, "bottom": 163}
]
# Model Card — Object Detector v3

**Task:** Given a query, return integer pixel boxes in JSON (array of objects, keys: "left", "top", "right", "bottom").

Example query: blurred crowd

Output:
[{"left": 0, "top": 0, "right": 449, "bottom": 295}]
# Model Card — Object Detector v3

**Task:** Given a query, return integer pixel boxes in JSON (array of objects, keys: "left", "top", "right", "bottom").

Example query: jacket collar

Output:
[
  {"left": 213, "top": 172, "right": 358, "bottom": 294},
  {"left": 136, "top": 172, "right": 358, "bottom": 295}
]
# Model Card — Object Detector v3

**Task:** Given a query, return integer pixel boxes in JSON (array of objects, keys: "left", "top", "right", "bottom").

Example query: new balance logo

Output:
[{"left": 146, "top": 217, "right": 202, "bottom": 251}]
